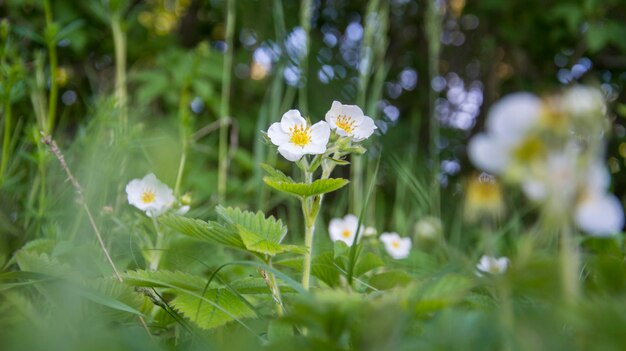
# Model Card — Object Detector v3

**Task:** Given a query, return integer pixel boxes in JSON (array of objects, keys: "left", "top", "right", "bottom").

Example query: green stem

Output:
[
  {"left": 1, "top": 76, "right": 14, "bottom": 184},
  {"left": 43, "top": 0, "right": 58, "bottom": 135},
  {"left": 150, "top": 216, "right": 164, "bottom": 270},
  {"left": 175, "top": 87, "right": 191, "bottom": 197},
  {"left": 111, "top": 13, "right": 128, "bottom": 132},
  {"left": 426, "top": 0, "right": 442, "bottom": 217},
  {"left": 560, "top": 221, "right": 580, "bottom": 304},
  {"left": 298, "top": 0, "right": 312, "bottom": 112},
  {"left": 217, "top": 0, "right": 236, "bottom": 202}
]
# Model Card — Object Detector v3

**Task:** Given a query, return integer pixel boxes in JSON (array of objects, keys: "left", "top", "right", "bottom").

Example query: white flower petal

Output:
[
  {"left": 280, "top": 109, "right": 307, "bottom": 133},
  {"left": 576, "top": 193, "right": 624, "bottom": 236},
  {"left": 352, "top": 116, "right": 377, "bottom": 141},
  {"left": 467, "top": 134, "right": 509, "bottom": 174},
  {"left": 486, "top": 92, "right": 541, "bottom": 142},
  {"left": 324, "top": 100, "right": 343, "bottom": 127},
  {"left": 277, "top": 144, "right": 304, "bottom": 161},
  {"left": 267, "top": 122, "right": 290, "bottom": 146}
]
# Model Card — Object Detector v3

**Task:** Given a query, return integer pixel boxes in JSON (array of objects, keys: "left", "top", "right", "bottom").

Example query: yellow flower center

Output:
[
  {"left": 289, "top": 124, "right": 311, "bottom": 147},
  {"left": 342, "top": 229, "right": 352, "bottom": 238},
  {"left": 513, "top": 136, "right": 546, "bottom": 164},
  {"left": 335, "top": 115, "right": 355, "bottom": 134},
  {"left": 141, "top": 190, "right": 156, "bottom": 204},
  {"left": 392, "top": 241, "right": 400, "bottom": 249}
]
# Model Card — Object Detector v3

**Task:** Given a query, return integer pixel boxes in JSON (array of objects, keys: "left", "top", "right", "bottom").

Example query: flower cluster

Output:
[
  {"left": 468, "top": 86, "right": 624, "bottom": 236},
  {"left": 125, "top": 173, "right": 189, "bottom": 217},
  {"left": 266, "top": 101, "right": 377, "bottom": 162},
  {"left": 328, "top": 214, "right": 412, "bottom": 260}
]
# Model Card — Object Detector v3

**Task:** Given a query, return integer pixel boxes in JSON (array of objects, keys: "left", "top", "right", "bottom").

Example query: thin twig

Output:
[
  {"left": 41, "top": 133, "right": 154, "bottom": 339},
  {"left": 40, "top": 133, "right": 122, "bottom": 282}
]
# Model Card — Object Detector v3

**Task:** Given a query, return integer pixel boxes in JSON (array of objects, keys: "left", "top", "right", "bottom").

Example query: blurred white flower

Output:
[
  {"left": 476, "top": 255, "right": 509, "bottom": 276},
  {"left": 364, "top": 226, "right": 377, "bottom": 237},
  {"left": 379, "top": 232, "right": 412, "bottom": 259},
  {"left": 329, "top": 214, "right": 362, "bottom": 246},
  {"left": 325, "top": 101, "right": 377, "bottom": 142},
  {"left": 575, "top": 191, "right": 624, "bottom": 237},
  {"left": 468, "top": 92, "right": 542, "bottom": 175},
  {"left": 561, "top": 85, "right": 606, "bottom": 120},
  {"left": 126, "top": 173, "right": 175, "bottom": 218},
  {"left": 175, "top": 205, "right": 190, "bottom": 215},
  {"left": 267, "top": 109, "right": 330, "bottom": 161}
]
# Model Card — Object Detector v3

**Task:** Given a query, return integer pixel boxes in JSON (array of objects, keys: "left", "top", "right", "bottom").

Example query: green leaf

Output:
[
  {"left": 311, "top": 253, "right": 341, "bottom": 288},
  {"left": 353, "top": 252, "right": 385, "bottom": 277},
  {"left": 413, "top": 274, "right": 473, "bottom": 313},
  {"left": 74, "top": 281, "right": 144, "bottom": 317},
  {"left": 217, "top": 206, "right": 287, "bottom": 244},
  {"left": 122, "top": 270, "right": 207, "bottom": 291},
  {"left": 171, "top": 288, "right": 257, "bottom": 329},
  {"left": 368, "top": 270, "right": 412, "bottom": 290},
  {"left": 263, "top": 177, "right": 349, "bottom": 198},
  {"left": 160, "top": 215, "right": 245, "bottom": 250},
  {"left": 260, "top": 163, "right": 294, "bottom": 183},
  {"left": 237, "top": 225, "right": 303, "bottom": 256},
  {"left": 228, "top": 277, "right": 296, "bottom": 295}
]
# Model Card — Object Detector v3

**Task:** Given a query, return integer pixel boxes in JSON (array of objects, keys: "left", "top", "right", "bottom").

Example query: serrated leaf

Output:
[
  {"left": 263, "top": 177, "right": 349, "bottom": 197},
  {"left": 171, "top": 288, "right": 256, "bottom": 329},
  {"left": 260, "top": 163, "right": 294, "bottom": 183},
  {"left": 237, "top": 225, "right": 304, "bottom": 256},
  {"left": 217, "top": 206, "right": 287, "bottom": 243},
  {"left": 15, "top": 251, "right": 72, "bottom": 278},
  {"left": 160, "top": 215, "right": 245, "bottom": 250}
]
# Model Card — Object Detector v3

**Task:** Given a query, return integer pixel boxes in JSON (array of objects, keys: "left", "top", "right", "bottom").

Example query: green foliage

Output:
[
  {"left": 160, "top": 214, "right": 246, "bottom": 250},
  {"left": 122, "top": 269, "right": 257, "bottom": 329},
  {"left": 170, "top": 288, "right": 257, "bottom": 330},
  {"left": 263, "top": 177, "right": 350, "bottom": 198}
]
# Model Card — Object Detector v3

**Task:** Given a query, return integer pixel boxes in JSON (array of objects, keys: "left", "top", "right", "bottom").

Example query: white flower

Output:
[
  {"left": 575, "top": 191, "right": 624, "bottom": 237},
  {"left": 561, "top": 85, "right": 606, "bottom": 120},
  {"left": 175, "top": 205, "right": 190, "bottom": 215},
  {"left": 126, "top": 173, "right": 175, "bottom": 217},
  {"left": 485, "top": 92, "right": 541, "bottom": 143},
  {"left": 468, "top": 93, "right": 542, "bottom": 175},
  {"left": 267, "top": 109, "right": 330, "bottom": 162},
  {"left": 328, "top": 214, "right": 363, "bottom": 246},
  {"left": 476, "top": 255, "right": 509, "bottom": 276},
  {"left": 325, "top": 101, "right": 377, "bottom": 141},
  {"left": 379, "top": 232, "right": 412, "bottom": 259},
  {"left": 364, "top": 226, "right": 377, "bottom": 237}
]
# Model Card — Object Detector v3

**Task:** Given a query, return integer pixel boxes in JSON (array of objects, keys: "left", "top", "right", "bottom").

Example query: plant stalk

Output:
[
  {"left": 111, "top": 13, "right": 128, "bottom": 131},
  {"left": 425, "top": 0, "right": 442, "bottom": 217},
  {"left": 298, "top": 0, "right": 312, "bottom": 113},
  {"left": 560, "top": 221, "right": 580, "bottom": 304},
  {"left": 43, "top": 0, "right": 58, "bottom": 135},
  {"left": 217, "top": 0, "right": 236, "bottom": 202}
]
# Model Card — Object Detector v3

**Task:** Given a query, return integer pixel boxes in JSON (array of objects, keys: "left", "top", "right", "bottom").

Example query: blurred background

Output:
[{"left": 2, "top": 0, "right": 626, "bottom": 350}]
